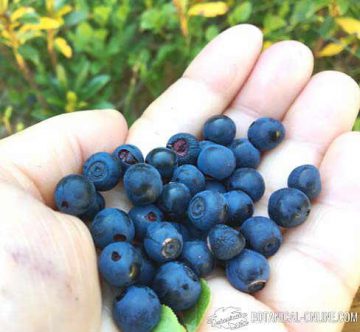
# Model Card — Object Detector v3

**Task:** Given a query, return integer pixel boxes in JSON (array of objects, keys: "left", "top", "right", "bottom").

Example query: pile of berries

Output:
[{"left": 54, "top": 115, "right": 321, "bottom": 332}]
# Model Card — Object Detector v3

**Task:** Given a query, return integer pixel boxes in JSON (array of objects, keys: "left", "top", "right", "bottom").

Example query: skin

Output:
[{"left": 0, "top": 24, "right": 359, "bottom": 332}]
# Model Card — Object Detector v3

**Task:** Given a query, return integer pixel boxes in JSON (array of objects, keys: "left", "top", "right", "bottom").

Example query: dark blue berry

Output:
[
  {"left": 169, "top": 222, "right": 191, "bottom": 242},
  {"left": 205, "top": 180, "right": 226, "bottom": 193},
  {"left": 90, "top": 208, "right": 135, "bottom": 249},
  {"left": 197, "top": 144, "right": 236, "bottom": 180},
  {"left": 248, "top": 117, "right": 285, "bottom": 151},
  {"left": 268, "top": 188, "right": 311, "bottom": 228},
  {"left": 145, "top": 147, "right": 178, "bottom": 180},
  {"left": 288, "top": 164, "right": 322, "bottom": 200},
  {"left": 240, "top": 217, "right": 282, "bottom": 257},
  {"left": 124, "top": 163, "right": 163, "bottom": 206},
  {"left": 134, "top": 246, "right": 156, "bottom": 286},
  {"left": 113, "top": 286, "right": 161, "bottom": 332},
  {"left": 226, "top": 249, "right": 270, "bottom": 293},
  {"left": 172, "top": 164, "right": 206, "bottom": 195},
  {"left": 54, "top": 174, "right": 96, "bottom": 216},
  {"left": 144, "top": 222, "right": 183, "bottom": 263},
  {"left": 99, "top": 242, "right": 142, "bottom": 287},
  {"left": 199, "top": 140, "right": 217, "bottom": 151},
  {"left": 152, "top": 261, "right": 201, "bottom": 311},
  {"left": 227, "top": 168, "right": 265, "bottom": 202},
  {"left": 203, "top": 115, "right": 236, "bottom": 145},
  {"left": 167, "top": 133, "right": 200, "bottom": 165},
  {"left": 229, "top": 138, "right": 261, "bottom": 169},
  {"left": 207, "top": 224, "right": 245, "bottom": 260},
  {"left": 223, "top": 190, "right": 254, "bottom": 227},
  {"left": 79, "top": 192, "right": 105, "bottom": 222},
  {"left": 112, "top": 144, "right": 144, "bottom": 171}
]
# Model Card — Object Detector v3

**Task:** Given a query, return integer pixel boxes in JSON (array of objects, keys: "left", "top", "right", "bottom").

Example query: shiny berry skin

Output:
[
  {"left": 99, "top": 242, "right": 142, "bottom": 287},
  {"left": 172, "top": 164, "right": 206, "bottom": 196},
  {"left": 112, "top": 144, "right": 144, "bottom": 171},
  {"left": 90, "top": 208, "right": 135, "bottom": 249},
  {"left": 223, "top": 190, "right": 254, "bottom": 227},
  {"left": 268, "top": 187, "right": 311, "bottom": 228},
  {"left": 203, "top": 115, "right": 236, "bottom": 145},
  {"left": 54, "top": 174, "right": 97, "bottom": 216},
  {"left": 134, "top": 246, "right": 157, "bottom": 286},
  {"left": 229, "top": 138, "right": 261, "bottom": 169},
  {"left": 288, "top": 164, "right": 322, "bottom": 200},
  {"left": 145, "top": 147, "right": 178, "bottom": 180},
  {"left": 113, "top": 286, "right": 161, "bottom": 332},
  {"left": 152, "top": 261, "right": 201, "bottom": 311},
  {"left": 167, "top": 133, "right": 200, "bottom": 165},
  {"left": 226, "top": 249, "right": 270, "bottom": 293},
  {"left": 123, "top": 163, "right": 163, "bottom": 206},
  {"left": 240, "top": 217, "right": 282, "bottom": 257},
  {"left": 79, "top": 192, "right": 105, "bottom": 222},
  {"left": 205, "top": 180, "right": 226, "bottom": 193},
  {"left": 199, "top": 140, "right": 217, "bottom": 151},
  {"left": 144, "top": 222, "right": 183, "bottom": 263},
  {"left": 197, "top": 144, "right": 236, "bottom": 180},
  {"left": 227, "top": 168, "right": 265, "bottom": 202},
  {"left": 247, "top": 117, "right": 285, "bottom": 151},
  {"left": 188, "top": 190, "right": 228, "bottom": 231},
  {"left": 207, "top": 224, "right": 245, "bottom": 260}
]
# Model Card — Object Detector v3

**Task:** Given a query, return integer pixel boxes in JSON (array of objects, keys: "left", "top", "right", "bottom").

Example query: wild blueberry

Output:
[
  {"left": 197, "top": 144, "right": 236, "bottom": 180},
  {"left": 223, "top": 190, "right": 254, "bottom": 227},
  {"left": 113, "top": 285, "right": 161, "bottom": 332},
  {"left": 188, "top": 190, "right": 228, "bottom": 231},
  {"left": 169, "top": 222, "right": 191, "bottom": 242},
  {"left": 172, "top": 164, "right": 206, "bottom": 195},
  {"left": 90, "top": 208, "right": 135, "bottom": 249},
  {"left": 152, "top": 261, "right": 201, "bottom": 311},
  {"left": 144, "top": 222, "right": 183, "bottom": 263},
  {"left": 288, "top": 164, "right": 322, "bottom": 200},
  {"left": 248, "top": 117, "right": 285, "bottom": 151},
  {"left": 134, "top": 246, "right": 156, "bottom": 286},
  {"left": 199, "top": 140, "right": 217, "bottom": 151},
  {"left": 123, "top": 163, "right": 163, "bottom": 206},
  {"left": 240, "top": 217, "right": 282, "bottom": 257},
  {"left": 186, "top": 223, "right": 208, "bottom": 241},
  {"left": 203, "top": 115, "right": 236, "bottom": 145},
  {"left": 207, "top": 224, "right": 245, "bottom": 260},
  {"left": 229, "top": 138, "right": 261, "bottom": 169},
  {"left": 99, "top": 242, "right": 142, "bottom": 287},
  {"left": 268, "top": 187, "right": 311, "bottom": 228},
  {"left": 54, "top": 174, "right": 97, "bottom": 216},
  {"left": 112, "top": 144, "right": 144, "bottom": 171},
  {"left": 79, "top": 192, "right": 105, "bottom": 222},
  {"left": 226, "top": 249, "right": 270, "bottom": 293},
  {"left": 167, "top": 133, "right": 200, "bottom": 165},
  {"left": 205, "top": 180, "right": 226, "bottom": 193},
  {"left": 145, "top": 147, "right": 178, "bottom": 180},
  {"left": 227, "top": 168, "right": 265, "bottom": 202}
]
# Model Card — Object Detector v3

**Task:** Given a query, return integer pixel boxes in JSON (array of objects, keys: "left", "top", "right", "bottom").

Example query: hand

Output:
[{"left": 0, "top": 24, "right": 359, "bottom": 332}]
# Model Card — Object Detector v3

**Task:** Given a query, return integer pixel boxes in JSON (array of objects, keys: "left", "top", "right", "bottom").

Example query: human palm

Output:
[{"left": 0, "top": 24, "right": 359, "bottom": 332}]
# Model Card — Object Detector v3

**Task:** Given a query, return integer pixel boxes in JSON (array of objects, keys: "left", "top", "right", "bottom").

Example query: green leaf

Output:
[
  {"left": 263, "top": 14, "right": 286, "bottom": 34},
  {"left": 353, "top": 118, "right": 360, "bottom": 131},
  {"left": 290, "top": 0, "right": 329, "bottom": 26},
  {"left": 181, "top": 279, "right": 211, "bottom": 332},
  {"left": 65, "top": 10, "right": 88, "bottom": 26},
  {"left": 93, "top": 5, "right": 112, "bottom": 26},
  {"left": 18, "top": 44, "right": 40, "bottom": 65},
  {"left": 205, "top": 25, "right": 219, "bottom": 41},
  {"left": 81, "top": 74, "right": 110, "bottom": 98},
  {"left": 153, "top": 305, "right": 186, "bottom": 332},
  {"left": 228, "top": 2, "right": 252, "bottom": 25}
]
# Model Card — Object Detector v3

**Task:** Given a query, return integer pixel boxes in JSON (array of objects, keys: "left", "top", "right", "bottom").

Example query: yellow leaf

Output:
[
  {"left": 10, "top": 7, "right": 35, "bottom": 22},
  {"left": 1, "top": 29, "right": 11, "bottom": 40},
  {"left": 336, "top": 17, "right": 360, "bottom": 39},
  {"left": 0, "top": 0, "right": 8, "bottom": 15},
  {"left": 263, "top": 40, "right": 273, "bottom": 50},
  {"left": 316, "top": 42, "right": 346, "bottom": 57},
  {"left": 20, "top": 17, "right": 61, "bottom": 32},
  {"left": 188, "top": 2, "right": 228, "bottom": 18},
  {"left": 56, "top": 5, "right": 72, "bottom": 18},
  {"left": 55, "top": 37, "right": 72, "bottom": 58}
]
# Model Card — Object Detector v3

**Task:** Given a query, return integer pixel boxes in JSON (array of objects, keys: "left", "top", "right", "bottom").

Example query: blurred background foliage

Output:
[{"left": 0, "top": 0, "right": 359, "bottom": 137}]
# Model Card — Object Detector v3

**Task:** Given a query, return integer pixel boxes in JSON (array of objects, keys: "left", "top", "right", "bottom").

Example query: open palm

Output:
[{"left": 0, "top": 24, "right": 359, "bottom": 332}]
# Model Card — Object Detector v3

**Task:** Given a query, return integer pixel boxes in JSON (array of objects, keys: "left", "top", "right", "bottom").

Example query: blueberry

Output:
[
  {"left": 169, "top": 222, "right": 191, "bottom": 242},
  {"left": 207, "top": 224, "right": 245, "bottom": 260},
  {"left": 223, "top": 190, "right": 254, "bottom": 227},
  {"left": 166, "top": 133, "right": 200, "bottom": 165},
  {"left": 180, "top": 241, "right": 214, "bottom": 277},
  {"left": 248, "top": 117, "right": 285, "bottom": 151},
  {"left": 288, "top": 164, "right": 322, "bottom": 200},
  {"left": 134, "top": 246, "right": 157, "bottom": 286},
  {"left": 205, "top": 180, "right": 226, "bottom": 193},
  {"left": 113, "top": 285, "right": 161, "bottom": 332},
  {"left": 157, "top": 182, "right": 191, "bottom": 220},
  {"left": 188, "top": 190, "right": 228, "bottom": 231},
  {"left": 226, "top": 249, "right": 270, "bottom": 293},
  {"left": 128, "top": 204, "right": 164, "bottom": 240},
  {"left": 240, "top": 217, "right": 282, "bottom": 257},
  {"left": 90, "top": 208, "right": 135, "bottom": 249},
  {"left": 144, "top": 222, "right": 183, "bottom": 263},
  {"left": 197, "top": 144, "right": 236, "bottom": 180},
  {"left": 145, "top": 147, "right": 178, "bottom": 180},
  {"left": 186, "top": 223, "right": 208, "bottom": 241},
  {"left": 172, "top": 164, "right": 206, "bottom": 195},
  {"left": 199, "top": 140, "right": 217, "bottom": 151},
  {"left": 229, "top": 138, "right": 261, "bottom": 169},
  {"left": 112, "top": 144, "right": 144, "bottom": 171},
  {"left": 203, "top": 115, "right": 236, "bottom": 145},
  {"left": 79, "top": 192, "right": 105, "bottom": 222},
  {"left": 227, "top": 168, "right": 265, "bottom": 202},
  {"left": 152, "top": 261, "right": 201, "bottom": 311},
  {"left": 124, "top": 163, "right": 163, "bottom": 206},
  {"left": 54, "top": 174, "right": 97, "bottom": 216},
  {"left": 99, "top": 242, "right": 142, "bottom": 287},
  {"left": 268, "top": 188, "right": 311, "bottom": 228}
]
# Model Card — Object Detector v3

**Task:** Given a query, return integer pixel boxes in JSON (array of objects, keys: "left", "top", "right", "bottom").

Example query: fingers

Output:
[
  {"left": 127, "top": 24, "right": 263, "bottom": 153},
  {"left": 226, "top": 41, "right": 314, "bottom": 136},
  {"left": 0, "top": 110, "right": 127, "bottom": 205}
]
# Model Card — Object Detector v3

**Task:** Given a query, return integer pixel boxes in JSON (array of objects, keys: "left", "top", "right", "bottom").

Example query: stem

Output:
[
  {"left": 47, "top": 29, "right": 58, "bottom": 70},
  {"left": 172, "top": 0, "right": 189, "bottom": 41}
]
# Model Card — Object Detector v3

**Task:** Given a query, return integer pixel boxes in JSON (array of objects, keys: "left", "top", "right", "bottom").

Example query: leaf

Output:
[
  {"left": 336, "top": 17, "right": 360, "bottom": 39},
  {"left": 56, "top": 5, "right": 72, "bottom": 18},
  {"left": 55, "top": 37, "right": 72, "bottom": 58},
  {"left": 228, "top": 2, "right": 252, "bottom": 25},
  {"left": 263, "top": 15, "right": 286, "bottom": 34},
  {"left": 316, "top": 41, "right": 346, "bottom": 57},
  {"left": 65, "top": 10, "right": 88, "bottom": 26},
  {"left": 81, "top": 75, "right": 111, "bottom": 98},
  {"left": 263, "top": 40, "right": 273, "bottom": 50},
  {"left": 20, "top": 17, "right": 61, "bottom": 32},
  {"left": 153, "top": 305, "right": 186, "bottom": 332},
  {"left": 353, "top": 118, "right": 360, "bottom": 132},
  {"left": 0, "top": 0, "right": 8, "bottom": 15},
  {"left": 10, "top": 7, "right": 35, "bottom": 22},
  {"left": 205, "top": 25, "right": 219, "bottom": 41},
  {"left": 188, "top": 2, "right": 229, "bottom": 18},
  {"left": 182, "top": 279, "right": 211, "bottom": 332}
]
